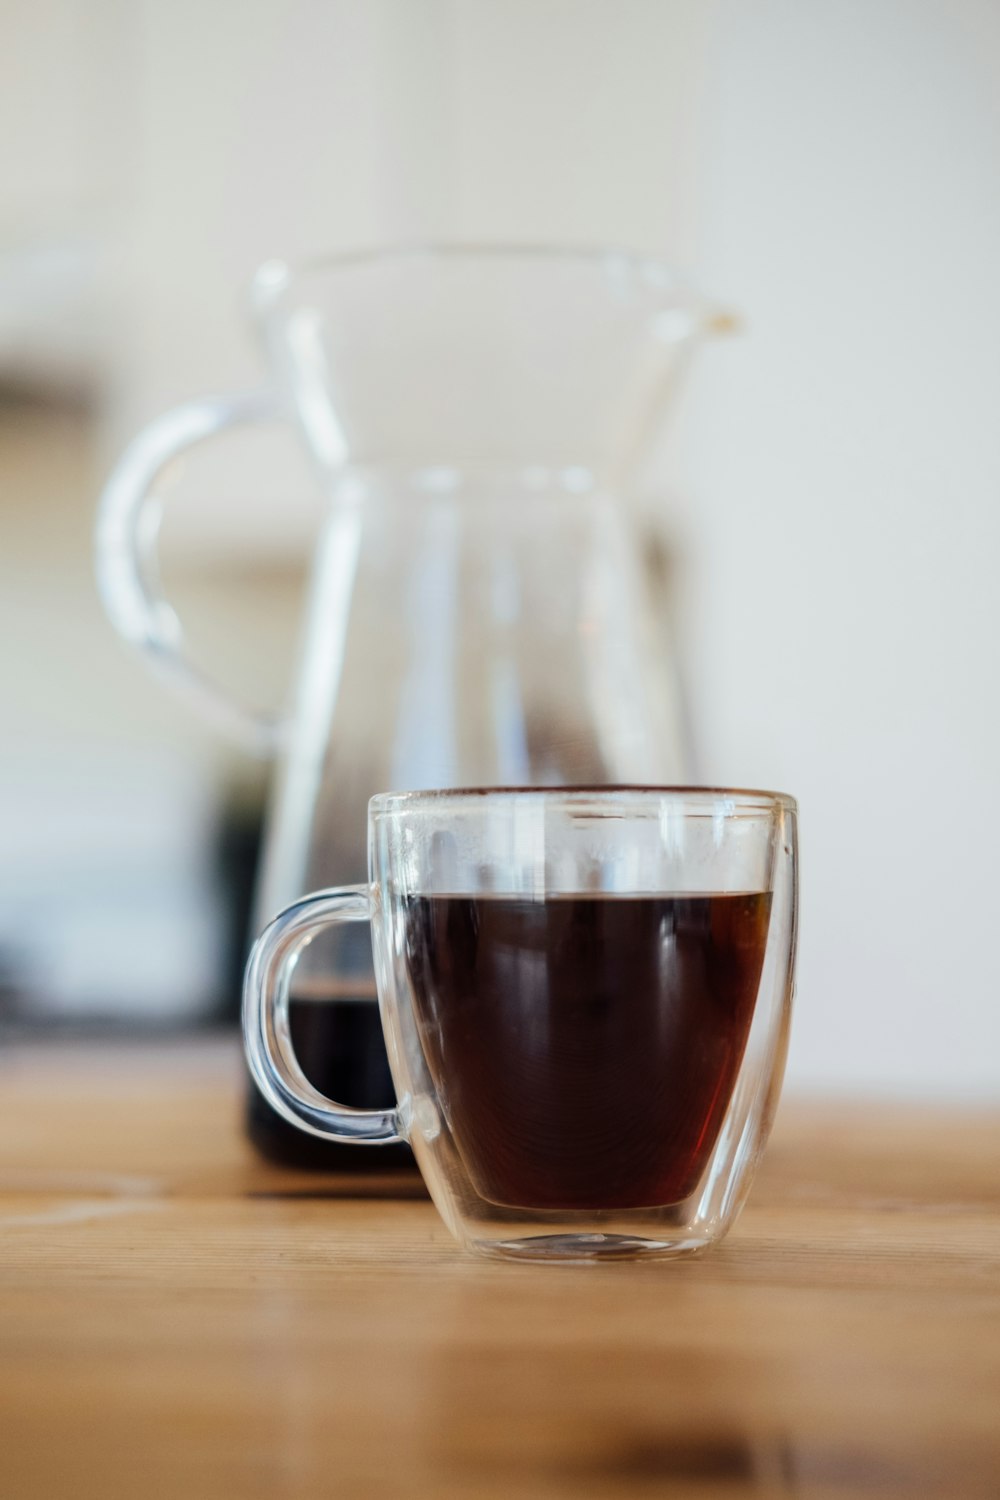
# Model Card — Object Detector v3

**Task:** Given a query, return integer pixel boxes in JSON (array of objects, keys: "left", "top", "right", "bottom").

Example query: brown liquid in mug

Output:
[{"left": 404, "top": 892, "right": 772, "bottom": 1210}]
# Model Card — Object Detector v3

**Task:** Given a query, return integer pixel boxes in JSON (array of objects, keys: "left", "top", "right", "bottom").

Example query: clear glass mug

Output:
[{"left": 244, "top": 787, "right": 798, "bottom": 1261}]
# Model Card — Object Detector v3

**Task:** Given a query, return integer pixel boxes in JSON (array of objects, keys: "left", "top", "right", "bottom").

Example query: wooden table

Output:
[{"left": 0, "top": 1041, "right": 997, "bottom": 1499}]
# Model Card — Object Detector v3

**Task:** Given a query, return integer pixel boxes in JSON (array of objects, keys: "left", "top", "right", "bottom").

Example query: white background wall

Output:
[
  {"left": 2, "top": 0, "right": 997, "bottom": 1094},
  {"left": 675, "top": 2, "right": 1000, "bottom": 1097}
]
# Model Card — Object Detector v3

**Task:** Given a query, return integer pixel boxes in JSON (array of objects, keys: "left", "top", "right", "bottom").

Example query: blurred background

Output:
[{"left": 1, "top": 0, "right": 997, "bottom": 1100}]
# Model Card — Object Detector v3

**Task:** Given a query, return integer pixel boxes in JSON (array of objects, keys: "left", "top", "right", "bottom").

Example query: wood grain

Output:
[{"left": 0, "top": 1041, "right": 997, "bottom": 1499}]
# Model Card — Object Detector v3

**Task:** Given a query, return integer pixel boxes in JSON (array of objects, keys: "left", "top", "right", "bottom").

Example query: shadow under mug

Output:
[{"left": 243, "top": 787, "right": 798, "bottom": 1262}]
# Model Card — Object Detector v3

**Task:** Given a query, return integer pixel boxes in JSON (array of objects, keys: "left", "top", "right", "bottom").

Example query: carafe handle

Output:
[{"left": 95, "top": 389, "right": 284, "bottom": 756}]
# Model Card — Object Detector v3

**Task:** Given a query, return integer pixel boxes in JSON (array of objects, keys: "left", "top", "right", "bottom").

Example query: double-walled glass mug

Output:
[{"left": 244, "top": 787, "right": 798, "bottom": 1261}]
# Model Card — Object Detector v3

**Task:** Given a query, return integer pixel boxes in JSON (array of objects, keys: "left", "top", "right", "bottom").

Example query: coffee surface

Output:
[{"left": 404, "top": 892, "right": 772, "bottom": 1210}]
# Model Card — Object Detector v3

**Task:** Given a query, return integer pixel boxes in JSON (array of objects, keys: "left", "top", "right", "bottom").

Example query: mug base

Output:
[{"left": 472, "top": 1231, "right": 713, "bottom": 1263}]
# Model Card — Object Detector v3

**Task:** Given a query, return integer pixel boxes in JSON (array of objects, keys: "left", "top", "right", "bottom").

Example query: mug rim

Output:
[{"left": 368, "top": 785, "right": 798, "bottom": 817}]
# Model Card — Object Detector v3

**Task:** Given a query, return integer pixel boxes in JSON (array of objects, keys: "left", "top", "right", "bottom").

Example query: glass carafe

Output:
[{"left": 96, "top": 247, "right": 724, "bottom": 1168}]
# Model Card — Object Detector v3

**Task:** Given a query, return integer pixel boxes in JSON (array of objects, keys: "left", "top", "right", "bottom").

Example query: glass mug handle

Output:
[
  {"left": 242, "top": 886, "right": 403, "bottom": 1145},
  {"left": 94, "top": 389, "right": 283, "bottom": 756}
]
